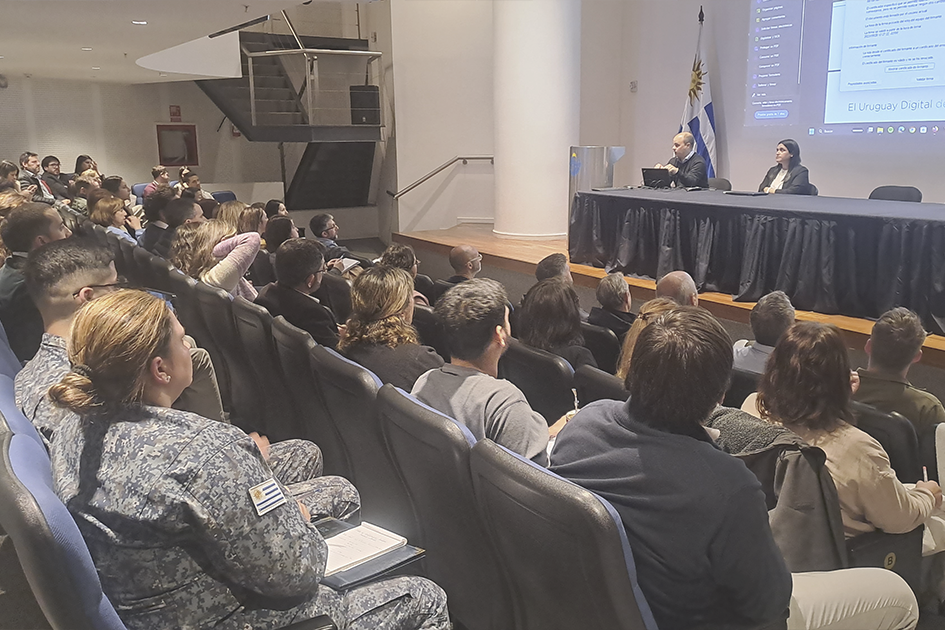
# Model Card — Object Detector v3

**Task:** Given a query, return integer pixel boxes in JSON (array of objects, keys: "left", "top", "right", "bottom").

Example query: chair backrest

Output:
[
  {"left": 193, "top": 282, "right": 264, "bottom": 429},
  {"left": 271, "top": 317, "right": 353, "bottom": 480},
  {"left": 378, "top": 385, "right": 514, "bottom": 630},
  {"left": 498, "top": 339, "right": 575, "bottom": 425},
  {"left": 431, "top": 279, "right": 455, "bottom": 304},
  {"left": 809, "top": 183, "right": 819, "bottom": 196},
  {"left": 308, "top": 346, "right": 418, "bottom": 539},
  {"left": 414, "top": 273, "right": 435, "bottom": 304},
  {"left": 312, "top": 272, "right": 352, "bottom": 324},
  {"left": 723, "top": 368, "right": 760, "bottom": 408},
  {"left": 708, "top": 177, "right": 732, "bottom": 191},
  {"left": 89, "top": 223, "right": 109, "bottom": 247},
  {"left": 412, "top": 304, "right": 450, "bottom": 362},
  {"left": 131, "top": 246, "right": 159, "bottom": 290},
  {"left": 130, "top": 182, "right": 148, "bottom": 206},
  {"left": 0, "top": 375, "right": 46, "bottom": 450},
  {"left": 116, "top": 239, "right": 138, "bottom": 286},
  {"left": 146, "top": 255, "right": 175, "bottom": 294},
  {"left": 580, "top": 321, "right": 621, "bottom": 374},
  {"left": 210, "top": 190, "right": 236, "bottom": 203},
  {"left": 469, "top": 440, "right": 659, "bottom": 630},
  {"left": 0, "top": 432, "right": 127, "bottom": 630},
  {"left": 103, "top": 231, "right": 123, "bottom": 261},
  {"left": 868, "top": 185, "right": 922, "bottom": 203},
  {"left": 850, "top": 401, "right": 922, "bottom": 483},
  {"left": 231, "top": 298, "right": 300, "bottom": 442},
  {"left": 573, "top": 365, "right": 628, "bottom": 407},
  {"left": 0, "top": 321, "right": 22, "bottom": 379}
]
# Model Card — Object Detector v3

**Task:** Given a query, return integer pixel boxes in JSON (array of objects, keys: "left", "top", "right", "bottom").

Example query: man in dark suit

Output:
[
  {"left": 254, "top": 238, "right": 339, "bottom": 349},
  {"left": 17, "top": 152, "right": 56, "bottom": 205},
  {"left": 40, "top": 156, "right": 72, "bottom": 200},
  {"left": 588, "top": 273, "right": 635, "bottom": 339},
  {"left": 655, "top": 132, "right": 708, "bottom": 188}
]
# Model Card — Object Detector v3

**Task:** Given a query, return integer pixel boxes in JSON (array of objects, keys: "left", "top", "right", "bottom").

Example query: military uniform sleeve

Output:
[
  {"left": 485, "top": 383, "right": 550, "bottom": 466},
  {"left": 179, "top": 433, "right": 327, "bottom": 598}
]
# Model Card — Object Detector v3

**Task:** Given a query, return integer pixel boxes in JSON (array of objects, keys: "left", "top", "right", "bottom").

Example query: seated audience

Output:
[
  {"left": 143, "top": 165, "right": 170, "bottom": 198},
  {"left": 101, "top": 175, "right": 140, "bottom": 217},
  {"left": 518, "top": 278, "right": 597, "bottom": 370},
  {"left": 0, "top": 161, "right": 20, "bottom": 192},
  {"left": 237, "top": 205, "right": 267, "bottom": 238},
  {"left": 552, "top": 309, "right": 919, "bottom": 630},
  {"left": 379, "top": 242, "right": 430, "bottom": 306},
  {"left": 339, "top": 266, "right": 443, "bottom": 390},
  {"left": 248, "top": 215, "right": 297, "bottom": 287},
  {"left": 176, "top": 168, "right": 214, "bottom": 201},
  {"left": 310, "top": 212, "right": 351, "bottom": 262},
  {"left": 90, "top": 196, "right": 142, "bottom": 243},
  {"left": 255, "top": 238, "right": 340, "bottom": 349},
  {"left": 69, "top": 175, "right": 97, "bottom": 215},
  {"left": 153, "top": 197, "right": 205, "bottom": 259},
  {"left": 45, "top": 290, "right": 446, "bottom": 629},
  {"left": 615, "top": 297, "right": 677, "bottom": 381},
  {"left": 855, "top": 308, "right": 945, "bottom": 437},
  {"left": 265, "top": 198, "right": 289, "bottom": 218},
  {"left": 535, "top": 253, "right": 573, "bottom": 283},
  {"left": 16, "top": 238, "right": 225, "bottom": 439},
  {"left": 215, "top": 199, "right": 245, "bottom": 231},
  {"left": 198, "top": 197, "right": 219, "bottom": 220},
  {"left": 138, "top": 186, "right": 175, "bottom": 253},
  {"left": 85, "top": 187, "right": 113, "bottom": 218},
  {"left": 78, "top": 168, "right": 102, "bottom": 189},
  {"left": 588, "top": 272, "right": 636, "bottom": 338},
  {"left": 72, "top": 155, "right": 98, "bottom": 179},
  {"left": 411, "top": 278, "right": 552, "bottom": 465},
  {"left": 655, "top": 269, "right": 699, "bottom": 306},
  {"left": 734, "top": 290, "right": 795, "bottom": 375},
  {"left": 172, "top": 219, "right": 258, "bottom": 300},
  {"left": 17, "top": 152, "right": 56, "bottom": 205},
  {"left": 40, "top": 156, "right": 71, "bottom": 200},
  {"left": 445, "top": 245, "right": 481, "bottom": 284}
]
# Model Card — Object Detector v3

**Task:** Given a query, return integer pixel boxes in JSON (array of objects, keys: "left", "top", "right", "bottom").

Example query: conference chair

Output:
[
  {"left": 469, "top": 439, "right": 660, "bottom": 630},
  {"left": 210, "top": 190, "right": 237, "bottom": 203},
  {"left": 271, "top": 317, "right": 354, "bottom": 480},
  {"left": 103, "top": 231, "right": 123, "bottom": 262},
  {"left": 708, "top": 177, "right": 732, "bottom": 191},
  {"left": 378, "top": 385, "right": 515, "bottom": 630},
  {"left": 431, "top": 279, "right": 456, "bottom": 304},
  {"left": 850, "top": 401, "right": 922, "bottom": 483},
  {"left": 809, "top": 184, "right": 819, "bottom": 196},
  {"left": 132, "top": 246, "right": 161, "bottom": 291},
  {"left": 868, "top": 185, "right": 922, "bottom": 203},
  {"left": 0, "top": 375, "right": 45, "bottom": 449},
  {"left": 146, "top": 254, "right": 175, "bottom": 295},
  {"left": 0, "top": 431, "right": 337, "bottom": 630},
  {"left": 573, "top": 365, "right": 629, "bottom": 407},
  {"left": 723, "top": 368, "right": 761, "bottom": 409},
  {"left": 131, "top": 182, "right": 148, "bottom": 206},
  {"left": 193, "top": 282, "right": 264, "bottom": 430},
  {"left": 498, "top": 338, "right": 575, "bottom": 425},
  {"left": 89, "top": 223, "right": 109, "bottom": 247},
  {"left": 920, "top": 423, "right": 940, "bottom": 482},
  {"left": 0, "top": 322, "right": 21, "bottom": 379},
  {"left": 414, "top": 273, "right": 436, "bottom": 304},
  {"left": 231, "top": 298, "right": 301, "bottom": 442},
  {"left": 116, "top": 238, "right": 137, "bottom": 285},
  {"left": 313, "top": 272, "right": 352, "bottom": 324},
  {"left": 580, "top": 321, "right": 621, "bottom": 374},
  {"left": 412, "top": 304, "right": 450, "bottom": 362},
  {"left": 308, "top": 346, "right": 419, "bottom": 540}
]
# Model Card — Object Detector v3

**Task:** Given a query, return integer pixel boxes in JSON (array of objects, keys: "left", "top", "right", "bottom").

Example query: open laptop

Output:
[{"left": 642, "top": 167, "right": 673, "bottom": 189}]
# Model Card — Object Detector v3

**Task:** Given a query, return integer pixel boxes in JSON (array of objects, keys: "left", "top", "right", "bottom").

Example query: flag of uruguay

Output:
[
  {"left": 679, "top": 11, "right": 717, "bottom": 179},
  {"left": 249, "top": 478, "right": 287, "bottom": 516}
]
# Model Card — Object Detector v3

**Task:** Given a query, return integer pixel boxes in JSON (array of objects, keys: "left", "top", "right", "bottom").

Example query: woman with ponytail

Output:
[
  {"left": 338, "top": 265, "right": 443, "bottom": 390},
  {"left": 48, "top": 290, "right": 449, "bottom": 630}
]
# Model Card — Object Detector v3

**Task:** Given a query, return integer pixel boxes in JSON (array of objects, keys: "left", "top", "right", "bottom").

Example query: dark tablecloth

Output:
[{"left": 569, "top": 188, "right": 945, "bottom": 334}]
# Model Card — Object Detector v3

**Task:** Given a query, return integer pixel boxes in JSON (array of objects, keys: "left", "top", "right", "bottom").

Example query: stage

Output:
[{"left": 394, "top": 222, "right": 945, "bottom": 369}]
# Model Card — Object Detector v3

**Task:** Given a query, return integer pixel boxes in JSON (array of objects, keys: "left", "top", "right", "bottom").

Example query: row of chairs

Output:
[{"left": 129, "top": 182, "right": 237, "bottom": 207}]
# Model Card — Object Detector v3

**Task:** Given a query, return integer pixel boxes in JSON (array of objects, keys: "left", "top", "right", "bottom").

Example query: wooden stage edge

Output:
[{"left": 394, "top": 223, "right": 945, "bottom": 370}]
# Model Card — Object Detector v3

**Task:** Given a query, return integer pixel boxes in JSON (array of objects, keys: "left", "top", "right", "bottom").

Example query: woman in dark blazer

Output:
[{"left": 758, "top": 139, "right": 812, "bottom": 195}]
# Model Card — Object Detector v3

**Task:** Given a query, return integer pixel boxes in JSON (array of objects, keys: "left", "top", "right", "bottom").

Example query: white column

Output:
[{"left": 493, "top": 0, "right": 581, "bottom": 238}]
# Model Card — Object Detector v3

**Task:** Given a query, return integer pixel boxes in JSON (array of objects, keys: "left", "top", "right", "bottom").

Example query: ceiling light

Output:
[
  {"left": 81, "top": 47, "right": 92, "bottom": 51},
  {"left": 91, "top": 66, "right": 100, "bottom": 70},
  {"left": 131, "top": 20, "right": 147, "bottom": 25}
]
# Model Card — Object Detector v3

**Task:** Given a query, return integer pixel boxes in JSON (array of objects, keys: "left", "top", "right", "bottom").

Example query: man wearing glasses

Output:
[
  {"left": 446, "top": 245, "right": 482, "bottom": 285},
  {"left": 40, "top": 156, "right": 73, "bottom": 201}
]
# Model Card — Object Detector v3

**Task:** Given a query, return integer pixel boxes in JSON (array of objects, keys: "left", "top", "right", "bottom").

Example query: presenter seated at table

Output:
[
  {"left": 654, "top": 131, "right": 708, "bottom": 189},
  {"left": 758, "top": 139, "right": 812, "bottom": 195}
]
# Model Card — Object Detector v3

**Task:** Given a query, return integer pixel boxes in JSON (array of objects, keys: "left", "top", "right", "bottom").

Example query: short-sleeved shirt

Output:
[{"left": 854, "top": 368, "right": 945, "bottom": 436}]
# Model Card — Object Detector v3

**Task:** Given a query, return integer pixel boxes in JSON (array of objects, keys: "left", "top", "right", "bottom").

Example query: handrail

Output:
[
  {"left": 245, "top": 48, "right": 382, "bottom": 60},
  {"left": 281, "top": 9, "right": 305, "bottom": 51},
  {"left": 387, "top": 156, "right": 494, "bottom": 199}
]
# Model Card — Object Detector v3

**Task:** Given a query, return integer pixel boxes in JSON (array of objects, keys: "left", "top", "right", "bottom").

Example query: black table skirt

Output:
[{"left": 569, "top": 188, "right": 945, "bottom": 335}]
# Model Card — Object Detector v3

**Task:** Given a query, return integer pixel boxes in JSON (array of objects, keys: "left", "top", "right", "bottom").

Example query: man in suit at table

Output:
[{"left": 655, "top": 132, "right": 708, "bottom": 189}]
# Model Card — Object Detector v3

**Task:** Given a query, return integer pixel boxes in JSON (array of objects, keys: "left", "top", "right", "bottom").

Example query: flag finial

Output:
[{"left": 699, "top": 6, "right": 705, "bottom": 23}]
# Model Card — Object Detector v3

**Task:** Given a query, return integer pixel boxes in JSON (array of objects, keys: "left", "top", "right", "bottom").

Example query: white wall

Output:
[{"left": 0, "top": 76, "right": 280, "bottom": 189}]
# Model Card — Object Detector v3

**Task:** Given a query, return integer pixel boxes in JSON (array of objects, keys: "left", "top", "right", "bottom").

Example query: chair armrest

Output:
[
  {"left": 278, "top": 615, "right": 336, "bottom": 630},
  {"left": 847, "top": 526, "right": 923, "bottom": 593}
]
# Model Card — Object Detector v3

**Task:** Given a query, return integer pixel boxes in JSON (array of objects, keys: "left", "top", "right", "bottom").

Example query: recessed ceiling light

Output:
[
  {"left": 159, "top": 73, "right": 168, "bottom": 77},
  {"left": 131, "top": 20, "right": 147, "bottom": 25},
  {"left": 91, "top": 66, "right": 100, "bottom": 70},
  {"left": 81, "top": 47, "right": 93, "bottom": 51}
]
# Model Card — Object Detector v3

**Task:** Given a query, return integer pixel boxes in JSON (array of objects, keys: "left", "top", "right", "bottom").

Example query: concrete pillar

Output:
[{"left": 493, "top": 0, "right": 581, "bottom": 238}]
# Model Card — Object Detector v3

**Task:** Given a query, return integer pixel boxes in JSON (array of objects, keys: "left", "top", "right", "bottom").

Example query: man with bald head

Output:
[
  {"left": 446, "top": 245, "right": 482, "bottom": 284},
  {"left": 655, "top": 131, "right": 708, "bottom": 188},
  {"left": 656, "top": 270, "right": 698, "bottom": 306}
]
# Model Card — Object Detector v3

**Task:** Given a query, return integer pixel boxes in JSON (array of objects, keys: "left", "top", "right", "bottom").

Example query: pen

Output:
[{"left": 924, "top": 466, "right": 929, "bottom": 483}]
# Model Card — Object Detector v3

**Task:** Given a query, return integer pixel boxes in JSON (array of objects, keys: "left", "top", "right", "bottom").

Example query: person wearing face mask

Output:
[
  {"left": 759, "top": 139, "right": 813, "bottom": 195},
  {"left": 654, "top": 131, "right": 709, "bottom": 188}
]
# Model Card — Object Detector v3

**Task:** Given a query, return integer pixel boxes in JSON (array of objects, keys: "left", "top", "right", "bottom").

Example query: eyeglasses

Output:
[
  {"left": 73, "top": 277, "right": 129, "bottom": 297},
  {"left": 470, "top": 254, "right": 482, "bottom": 263},
  {"left": 316, "top": 266, "right": 328, "bottom": 274}
]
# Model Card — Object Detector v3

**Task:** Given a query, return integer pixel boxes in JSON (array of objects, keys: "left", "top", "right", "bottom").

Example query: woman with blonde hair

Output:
[
  {"left": 46, "top": 289, "right": 447, "bottom": 630},
  {"left": 237, "top": 205, "right": 267, "bottom": 237},
  {"left": 171, "top": 219, "right": 260, "bottom": 300},
  {"left": 339, "top": 265, "right": 443, "bottom": 390},
  {"left": 90, "top": 195, "right": 142, "bottom": 243},
  {"left": 615, "top": 297, "right": 677, "bottom": 383},
  {"left": 215, "top": 200, "right": 246, "bottom": 231}
]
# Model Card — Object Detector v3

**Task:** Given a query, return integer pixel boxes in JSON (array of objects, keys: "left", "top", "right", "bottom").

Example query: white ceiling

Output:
[{"left": 0, "top": 1, "right": 304, "bottom": 84}]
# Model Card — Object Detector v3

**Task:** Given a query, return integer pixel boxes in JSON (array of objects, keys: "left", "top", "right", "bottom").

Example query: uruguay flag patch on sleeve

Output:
[{"left": 249, "top": 478, "right": 287, "bottom": 516}]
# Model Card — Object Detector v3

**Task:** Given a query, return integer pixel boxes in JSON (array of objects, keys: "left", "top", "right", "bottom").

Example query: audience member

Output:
[
  {"left": 139, "top": 186, "right": 175, "bottom": 253},
  {"left": 237, "top": 205, "right": 267, "bottom": 237},
  {"left": 535, "top": 253, "right": 573, "bottom": 283},
  {"left": 339, "top": 266, "right": 443, "bottom": 390},
  {"left": 588, "top": 272, "right": 636, "bottom": 338},
  {"left": 615, "top": 297, "right": 677, "bottom": 382},
  {"left": 69, "top": 175, "right": 97, "bottom": 215},
  {"left": 248, "top": 215, "right": 297, "bottom": 287},
  {"left": 45, "top": 290, "right": 446, "bottom": 629},
  {"left": 101, "top": 175, "right": 138, "bottom": 216},
  {"left": 265, "top": 198, "right": 289, "bottom": 218},
  {"left": 654, "top": 131, "right": 709, "bottom": 189},
  {"left": 72, "top": 155, "right": 98, "bottom": 178},
  {"left": 855, "top": 307, "right": 945, "bottom": 437},
  {"left": 446, "top": 245, "right": 481, "bottom": 284},
  {"left": 0, "top": 188, "right": 29, "bottom": 218},
  {"left": 518, "top": 278, "right": 597, "bottom": 370},
  {"left": 197, "top": 197, "right": 219, "bottom": 220},
  {"left": 255, "top": 238, "right": 340, "bottom": 349},
  {"left": 171, "top": 219, "right": 258, "bottom": 300},
  {"left": 733, "top": 290, "right": 795, "bottom": 375},
  {"left": 143, "top": 165, "right": 170, "bottom": 198},
  {"left": 379, "top": 242, "right": 430, "bottom": 306},
  {"left": 411, "top": 278, "right": 552, "bottom": 465},
  {"left": 0, "top": 161, "right": 20, "bottom": 192},
  {"left": 78, "top": 168, "right": 102, "bottom": 188},
  {"left": 85, "top": 187, "right": 113, "bottom": 218},
  {"left": 552, "top": 309, "right": 919, "bottom": 630},
  {"left": 177, "top": 169, "right": 213, "bottom": 201},
  {"left": 215, "top": 199, "right": 245, "bottom": 231},
  {"left": 17, "top": 152, "right": 56, "bottom": 205},
  {"left": 90, "top": 196, "right": 142, "bottom": 244},
  {"left": 0, "top": 203, "right": 72, "bottom": 361},
  {"left": 655, "top": 269, "right": 699, "bottom": 306},
  {"left": 40, "top": 156, "right": 71, "bottom": 200}
]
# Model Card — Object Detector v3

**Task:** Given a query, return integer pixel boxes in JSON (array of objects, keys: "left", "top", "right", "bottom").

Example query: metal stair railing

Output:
[{"left": 387, "top": 156, "right": 495, "bottom": 200}]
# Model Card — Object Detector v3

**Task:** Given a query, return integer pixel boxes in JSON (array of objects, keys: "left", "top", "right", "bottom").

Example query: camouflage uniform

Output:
[
  {"left": 14, "top": 333, "right": 70, "bottom": 444},
  {"left": 51, "top": 406, "right": 449, "bottom": 630}
]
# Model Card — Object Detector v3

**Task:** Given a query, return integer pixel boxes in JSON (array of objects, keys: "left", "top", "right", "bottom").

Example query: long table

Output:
[{"left": 568, "top": 187, "right": 945, "bottom": 334}]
